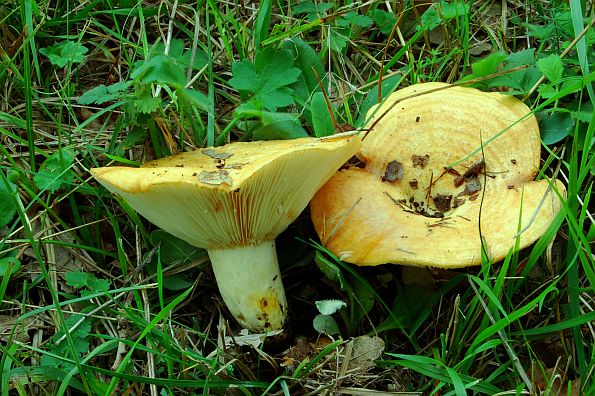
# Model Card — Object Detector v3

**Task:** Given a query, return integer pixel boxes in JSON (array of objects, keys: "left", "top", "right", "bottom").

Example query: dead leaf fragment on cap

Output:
[
  {"left": 198, "top": 170, "right": 232, "bottom": 185},
  {"left": 201, "top": 149, "right": 233, "bottom": 160}
]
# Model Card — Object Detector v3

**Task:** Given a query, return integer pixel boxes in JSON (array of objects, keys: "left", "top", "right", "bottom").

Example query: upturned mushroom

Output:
[
  {"left": 92, "top": 134, "right": 360, "bottom": 331},
  {"left": 310, "top": 83, "right": 565, "bottom": 268}
]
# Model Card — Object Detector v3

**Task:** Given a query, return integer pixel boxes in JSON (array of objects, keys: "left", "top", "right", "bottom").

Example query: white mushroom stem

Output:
[{"left": 208, "top": 241, "right": 287, "bottom": 332}]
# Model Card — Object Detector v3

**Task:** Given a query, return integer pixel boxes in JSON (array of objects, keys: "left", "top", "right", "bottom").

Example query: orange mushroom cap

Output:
[{"left": 310, "top": 83, "right": 565, "bottom": 268}]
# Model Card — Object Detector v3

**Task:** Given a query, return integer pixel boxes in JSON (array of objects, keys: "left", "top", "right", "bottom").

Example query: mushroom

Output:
[
  {"left": 92, "top": 134, "right": 360, "bottom": 331},
  {"left": 310, "top": 83, "right": 565, "bottom": 268}
]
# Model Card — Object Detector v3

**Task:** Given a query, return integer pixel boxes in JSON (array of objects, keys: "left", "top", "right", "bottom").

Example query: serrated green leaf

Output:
[
  {"left": 337, "top": 11, "right": 373, "bottom": 29},
  {"left": 78, "top": 81, "right": 131, "bottom": 105},
  {"left": 487, "top": 49, "right": 540, "bottom": 93},
  {"left": 34, "top": 150, "right": 75, "bottom": 192},
  {"left": 419, "top": 5, "right": 442, "bottom": 31},
  {"left": 316, "top": 299, "right": 347, "bottom": 315},
  {"left": 311, "top": 92, "right": 335, "bottom": 137},
  {"left": 537, "top": 84, "right": 559, "bottom": 99},
  {"left": 371, "top": 9, "right": 398, "bottom": 35},
  {"left": 537, "top": 54, "right": 564, "bottom": 83},
  {"left": 64, "top": 314, "right": 92, "bottom": 335},
  {"left": 87, "top": 277, "right": 110, "bottom": 291},
  {"left": 40, "top": 41, "right": 88, "bottom": 67},
  {"left": 134, "top": 96, "right": 162, "bottom": 114},
  {"left": 137, "top": 55, "right": 187, "bottom": 88},
  {"left": 329, "top": 29, "right": 349, "bottom": 52},
  {"left": 256, "top": 49, "right": 301, "bottom": 110},
  {"left": 294, "top": 1, "right": 332, "bottom": 21},
  {"left": 229, "top": 60, "right": 259, "bottom": 91},
  {"left": 151, "top": 39, "right": 185, "bottom": 59},
  {"left": 0, "top": 172, "right": 17, "bottom": 228},
  {"left": 229, "top": 48, "right": 301, "bottom": 111},
  {"left": 65, "top": 271, "right": 90, "bottom": 289},
  {"left": 440, "top": 1, "right": 469, "bottom": 19}
]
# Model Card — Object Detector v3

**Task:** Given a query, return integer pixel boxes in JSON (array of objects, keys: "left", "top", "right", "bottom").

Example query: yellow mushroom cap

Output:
[
  {"left": 91, "top": 134, "right": 360, "bottom": 250},
  {"left": 310, "top": 83, "right": 566, "bottom": 268}
]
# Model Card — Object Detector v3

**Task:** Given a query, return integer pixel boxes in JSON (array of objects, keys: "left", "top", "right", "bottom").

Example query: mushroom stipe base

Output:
[{"left": 209, "top": 241, "right": 287, "bottom": 331}]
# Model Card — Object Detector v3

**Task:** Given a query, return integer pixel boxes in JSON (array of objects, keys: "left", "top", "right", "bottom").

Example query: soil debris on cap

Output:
[
  {"left": 381, "top": 160, "right": 404, "bottom": 182},
  {"left": 454, "top": 175, "right": 465, "bottom": 187},
  {"left": 411, "top": 154, "right": 430, "bottom": 168},
  {"left": 463, "top": 159, "right": 485, "bottom": 178},
  {"left": 433, "top": 194, "right": 453, "bottom": 212},
  {"left": 409, "top": 179, "right": 418, "bottom": 189},
  {"left": 463, "top": 175, "right": 482, "bottom": 195}
]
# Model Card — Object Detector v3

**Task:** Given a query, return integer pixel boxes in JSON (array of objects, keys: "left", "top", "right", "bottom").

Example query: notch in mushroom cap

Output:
[
  {"left": 310, "top": 83, "right": 566, "bottom": 268},
  {"left": 92, "top": 134, "right": 360, "bottom": 332}
]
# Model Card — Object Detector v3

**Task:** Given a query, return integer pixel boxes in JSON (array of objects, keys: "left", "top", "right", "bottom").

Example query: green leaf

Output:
[
  {"left": 0, "top": 172, "right": 17, "bottom": 228},
  {"left": 133, "top": 96, "right": 162, "bottom": 114},
  {"left": 180, "top": 88, "right": 210, "bottom": 111},
  {"left": 487, "top": 49, "right": 540, "bottom": 93},
  {"left": 536, "top": 54, "right": 564, "bottom": 83},
  {"left": 282, "top": 38, "right": 325, "bottom": 96},
  {"left": 40, "top": 41, "right": 88, "bottom": 67},
  {"left": 525, "top": 22, "right": 555, "bottom": 40},
  {"left": 66, "top": 270, "right": 109, "bottom": 292},
  {"left": 440, "top": 1, "right": 470, "bottom": 20},
  {"left": 311, "top": 92, "right": 335, "bottom": 137},
  {"left": 570, "top": 101, "right": 594, "bottom": 123},
  {"left": 356, "top": 74, "right": 405, "bottom": 127},
  {"left": 64, "top": 271, "right": 90, "bottom": 289},
  {"left": 114, "top": 127, "right": 149, "bottom": 156},
  {"left": 34, "top": 150, "right": 75, "bottom": 192},
  {"left": 337, "top": 11, "right": 373, "bottom": 29},
  {"left": 536, "top": 111, "right": 574, "bottom": 145},
  {"left": 0, "top": 256, "right": 21, "bottom": 277},
  {"left": 149, "top": 230, "right": 207, "bottom": 266},
  {"left": 78, "top": 81, "right": 131, "bottom": 105},
  {"left": 419, "top": 5, "right": 443, "bottom": 31},
  {"left": 315, "top": 299, "right": 347, "bottom": 315},
  {"left": 254, "top": 0, "right": 272, "bottom": 47},
  {"left": 252, "top": 111, "right": 308, "bottom": 140},
  {"left": 315, "top": 251, "right": 348, "bottom": 291},
  {"left": 350, "top": 274, "right": 375, "bottom": 319},
  {"left": 460, "top": 51, "right": 507, "bottom": 85},
  {"left": 229, "top": 48, "right": 301, "bottom": 111},
  {"left": 313, "top": 314, "right": 341, "bottom": 335},
  {"left": 329, "top": 29, "right": 349, "bottom": 52},
  {"left": 65, "top": 271, "right": 90, "bottom": 289},
  {"left": 371, "top": 9, "right": 398, "bottom": 35},
  {"left": 293, "top": 1, "right": 332, "bottom": 21},
  {"left": 136, "top": 55, "right": 187, "bottom": 88},
  {"left": 87, "top": 277, "right": 110, "bottom": 291}
]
